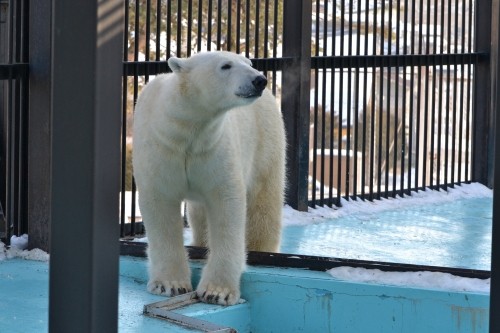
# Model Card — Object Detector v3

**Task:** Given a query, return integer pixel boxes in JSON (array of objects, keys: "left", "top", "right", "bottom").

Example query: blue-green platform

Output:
[
  {"left": 0, "top": 189, "right": 492, "bottom": 332},
  {"left": 0, "top": 256, "right": 489, "bottom": 332}
]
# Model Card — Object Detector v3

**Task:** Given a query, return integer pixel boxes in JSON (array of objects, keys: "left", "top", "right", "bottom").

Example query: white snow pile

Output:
[
  {"left": 327, "top": 266, "right": 490, "bottom": 293},
  {"left": 283, "top": 182, "right": 492, "bottom": 226},
  {"left": 0, "top": 234, "right": 49, "bottom": 262}
]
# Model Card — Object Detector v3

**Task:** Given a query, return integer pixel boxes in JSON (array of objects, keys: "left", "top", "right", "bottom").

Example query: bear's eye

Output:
[{"left": 221, "top": 63, "right": 232, "bottom": 70}]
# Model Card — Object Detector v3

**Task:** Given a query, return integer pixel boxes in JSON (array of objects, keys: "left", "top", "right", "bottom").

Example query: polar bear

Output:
[{"left": 132, "top": 51, "right": 286, "bottom": 305}]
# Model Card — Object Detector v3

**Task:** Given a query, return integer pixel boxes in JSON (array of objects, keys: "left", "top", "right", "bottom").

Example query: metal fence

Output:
[
  {"left": 0, "top": 0, "right": 29, "bottom": 243},
  {"left": 309, "top": 0, "right": 482, "bottom": 206},
  {"left": 118, "top": 0, "right": 488, "bottom": 236},
  {"left": 0, "top": 0, "right": 494, "bottom": 241}
]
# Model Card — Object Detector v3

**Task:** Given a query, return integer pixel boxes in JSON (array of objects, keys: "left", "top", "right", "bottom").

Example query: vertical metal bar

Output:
[
  {"left": 337, "top": 0, "right": 345, "bottom": 202},
  {"left": 465, "top": 0, "right": 473, "bottom": 182},
  {"left": 490, "top": 1, "right": 500, "bottom": 330},
  {"left": 329, "top": 1, "right": 337, "bottom": 204},
  {"left": 5, "top": 0, "right": 15, "bottom": 242},
  {"left": 407, "top": 0, "right": 416, "bottom": 193},
  {"left": 361, "top": 0, "right": 369, "bottom": 199},
  {"left": 369, "top": 6, "right": 376, "bottom": 200},
  {"left": 422, "top": 0, "right": 431, "bottom": 189},
  {"left": 436, "top": 0, "right": 445, "bottom": 189},
  {"left": 176, "top": 0, "right": 182, "bottom": 55},
  {"left": 271, "top": 0, "right": 278, "bottom": 93},
  {"left": 27, "top": 0, "right": 51, "bottom": 250},
  {"left": 255, "top": 0, "right": 259, "bottom": 57},
  {"left": 197, "top": 0, "right": 203, "bottom": 52},
  {"left": 282, "top": 0, "right": 311, "bottom": 211},
  {"left": 120, "top": 0, "right": 129, "bottom": 238},
  {"left": 377, "top": 0, "right": 384, "bottom": 198},
  {"left": 394, "top": 0, "right": 401, "bottom": 195},
  {"left": 130, "top": 0, "right": 141, "bottom": 236},
  {"left": 429, "top": 0, "right": 438, "bottom": 188},
  {"left": 320, "top": 0, "right": 327, "bottom": 205},
  {"left": 245, "top": 0, "right": 250, "bottom": 57},
  {"left": 400, "top": 0, "right": 408, "bottom": 194},
  {"left": 166, "top": 0, "right": 171, "bottom": 56},
  {"left": 444, "top": 0, "right": 452, "bottom": 189},
  {"left": 458, "top": 0, "right": 466, "bottom": 182},
  {"left": 415, "top": 0, "right": 424, "bottom": 190},
  {"left": 311, "top": 0, "right": 319, "bottom": 207},
  {"left": 216, "top": 0, "right": 221, "bottom": 49},
  {"left": 263, "top": 0, "right": 269, "bottom": 59},
  {"left": 146, "top": 0, "right": 151, "bottom": 62},
  {"left": 450, "top": 0, "right": 459, "bottom": 185},
  {"left": 49, "top": 0, "right": 123, "bottom": 331},
  {"left": 186, "top": 0, "right": 192, "bottom": 55},
  {"left": 385, "top": 0, "right": 392, "bottom": 196},
  {"left": 473, "top": 0, "right": 493, "bottom": 186},
  {"left": 156, "top": 0, "right": 161, "bottom": 61},
  {"left": 353, "top": 0, "right": 362, "bottom": 199},
  {"left": 227, "top": 0, "right": 232, "bottom": 51},
  {"left": 345, "top": 0, "right": 353, "bottom": 199},
  {"left": 236, "top": 0, "right": 240, "bottom": 53},
  {"left": 0, "top": 0, "right": 8, "bottom": 241}
]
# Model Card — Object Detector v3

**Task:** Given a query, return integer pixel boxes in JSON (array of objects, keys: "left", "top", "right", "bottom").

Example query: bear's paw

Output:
[
  {"left": 196, "top": 282, "right": 241, "bottom": 306},
  {"left": 147, "top": 279, "right": 193, "bottom": 297}
]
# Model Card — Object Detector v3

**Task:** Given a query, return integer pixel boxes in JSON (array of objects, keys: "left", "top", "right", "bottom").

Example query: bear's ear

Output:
[{"left": 168, "top": 57, "right": 190, "bottom": 73}]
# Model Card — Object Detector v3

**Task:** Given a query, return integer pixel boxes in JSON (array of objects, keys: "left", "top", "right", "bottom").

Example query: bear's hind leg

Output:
[
  {"left": 186, "top": 200, "right": 208, "bottom": 247},
  {"left": 246, "top": 182, "right": 283, "bottom": 253}
]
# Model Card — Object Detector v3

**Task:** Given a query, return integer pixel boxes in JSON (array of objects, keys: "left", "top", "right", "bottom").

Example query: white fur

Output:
[{"left": 133, "top": 51, "right": 286, "bottom": 305}]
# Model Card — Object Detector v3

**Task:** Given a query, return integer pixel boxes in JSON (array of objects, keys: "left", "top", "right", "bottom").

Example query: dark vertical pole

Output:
[
  {"left": 282, "top": 0, "right": 311, "bottom": 211},
  {"left": 472, "top": 0, "right": 493, "bottom": 186},
  {"left": 0, "top": 0, "right": 8, "bottom": 238},
  {"left": 48, "top": 0, "right": 123, "bottom": 332},
  {"left": 27, "top": 0, "right": 51, "bottom": 251},
  {"left": 489, "top": 1, "right": 500, "bottom": 332}
]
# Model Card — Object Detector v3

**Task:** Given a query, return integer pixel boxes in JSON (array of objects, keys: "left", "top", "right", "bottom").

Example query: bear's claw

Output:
[
  {"left": 196, "top": 284, "right": 240, "bottom": 306},
  {"left": 147, "top": 280, "right": 192, "bottom": 297}
]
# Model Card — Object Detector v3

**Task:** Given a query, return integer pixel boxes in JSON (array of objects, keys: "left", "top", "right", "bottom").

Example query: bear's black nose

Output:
[{"left": 252, "top": 75, "right": 268, "bottom": 92}]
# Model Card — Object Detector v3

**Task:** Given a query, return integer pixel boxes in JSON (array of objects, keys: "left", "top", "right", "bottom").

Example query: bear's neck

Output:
[{"left": 156, "top": 107, "right": 227, "bottom": 154}]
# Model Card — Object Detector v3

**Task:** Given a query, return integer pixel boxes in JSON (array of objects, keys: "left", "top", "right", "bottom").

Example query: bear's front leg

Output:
[
  {"left": 141, "top": 196, "right": 193, "bottom": 296},
  {"left": 196, "top": 192, "right": 246, "bottom": 305}
]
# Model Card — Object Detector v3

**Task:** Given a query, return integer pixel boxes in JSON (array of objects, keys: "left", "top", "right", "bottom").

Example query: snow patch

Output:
[
  {"left": 283, "top": 182, "right": 492, "bottom": 226},
  {"left": 10, "top": 234, "right": 29, "bottom": 250},
  {"left": 0, "top": 236, "right": 49, "bottom": 262},
  {"left": 327, "top": 266, "right": 490, "bottom": 293}
]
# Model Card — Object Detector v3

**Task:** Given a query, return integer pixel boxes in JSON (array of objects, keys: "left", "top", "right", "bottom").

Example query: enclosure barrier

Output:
[
  {"left": 0, "top": 0, "right": 28, "bottom": 244},
  {"left": 118, "top": 0, "right": 488, "bottom": 237}
]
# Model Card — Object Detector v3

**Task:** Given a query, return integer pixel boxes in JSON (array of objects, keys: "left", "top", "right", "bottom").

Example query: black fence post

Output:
[
  {"left": 489, "top": 0, "right": 500, "bottom": 331},
  {"left": 473, "top": 0, "right": 494, "bottom": 187},
  {"left": 282, "top": 0, "right": 312, "bottom": 211},
  {"left": 27, "top": 0, "right": 51, "bottom": 252},
  {"left": 48, "top": 1, "right": 123, "bottom": 332},
  {"left": 0, "top": 0, "right": 8, "bottom": 240}
]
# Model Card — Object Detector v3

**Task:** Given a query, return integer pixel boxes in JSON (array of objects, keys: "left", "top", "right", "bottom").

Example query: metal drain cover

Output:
[{"left": 143, "top": 292, "right": 237, "bottom": 332}]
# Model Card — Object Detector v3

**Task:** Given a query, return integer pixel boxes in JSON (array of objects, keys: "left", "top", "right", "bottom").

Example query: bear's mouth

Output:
[{"left": 235, "top": 90, "right": 263, "bottom": 98}]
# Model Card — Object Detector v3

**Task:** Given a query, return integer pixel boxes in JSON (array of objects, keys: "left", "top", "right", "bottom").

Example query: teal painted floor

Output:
[{"left": 0, "top": 189, "right": 493, "bottom": 332}]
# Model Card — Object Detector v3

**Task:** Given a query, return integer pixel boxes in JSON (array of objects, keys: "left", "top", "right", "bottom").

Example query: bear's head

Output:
[{"left": 167, "top": 51, "right": 268, "bottom": 112}]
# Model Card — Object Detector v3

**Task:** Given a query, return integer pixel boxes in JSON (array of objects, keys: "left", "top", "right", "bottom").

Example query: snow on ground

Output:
[
  {"left": 283, "top": 182, "right": 492, "bottom": 226},
  {"left": 0, "top": 234, "right": 49, "bottom": 262},
  {"left": 328, "top": 266, "right": 490, "bottom": 293}
]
